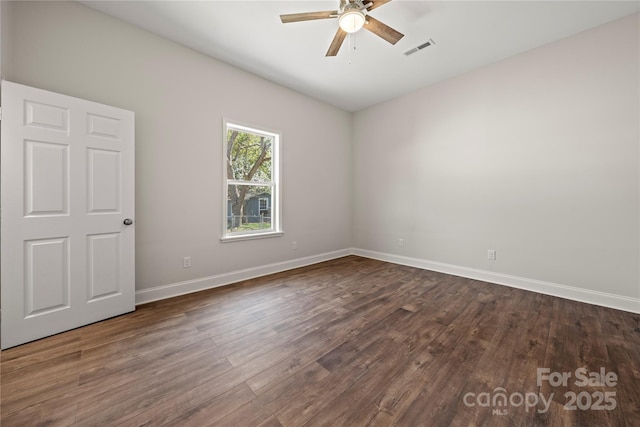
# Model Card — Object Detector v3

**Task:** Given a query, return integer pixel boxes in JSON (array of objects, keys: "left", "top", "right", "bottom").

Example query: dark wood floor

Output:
[{"left": 1, "top": 256, "right": 639, "bottom": 426}]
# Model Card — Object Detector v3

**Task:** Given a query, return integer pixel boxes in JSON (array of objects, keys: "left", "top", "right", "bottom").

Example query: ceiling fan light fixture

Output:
[{"left": 339, "top": 9, "right": 365, "bottom": 33}]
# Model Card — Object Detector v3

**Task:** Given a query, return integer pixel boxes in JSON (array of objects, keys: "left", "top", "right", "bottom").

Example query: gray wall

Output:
[
  {"left": 3, "top": 1, "right": 352, "bottom": 294},
  {"left": 353, "top": 13, "right": 639, "bottom": 301}
]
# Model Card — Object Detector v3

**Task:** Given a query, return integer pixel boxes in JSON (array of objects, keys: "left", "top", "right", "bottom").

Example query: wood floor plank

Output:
[
  {"left": 303, "top": 331, "right": 423, "bottom": 427},
  {"left": 391, "top": 319, "right": 494, "bottom": 426},
  {"left": 365, "top": 348, "right": 439, "bottom": 426},
  {"left": 0, "top": 334, "right": 82, "bottom": 374},
  {"left": 77, "top": 325, "right": 209, "bottom": 384},
  {"left": 216, "top": 400, "right": 282, "bottom": 427},
  {"left": 113, "top": 343, "right": 297, "bottom": 426},
  {"left": 274, "top": 335, "right": 402, "bottom": 426},
  {"left": 601, "top": 341, "right": 640, "bottom": 426},
  {"left": 224, "top": 306, "right": 349, "bottom": 367},
  {"left": 1, "top": 351, "right": 81, "bottom": 415},
  {"left": 74, "top": 342, "right": 232, "bottom": 425},
  {"left": 245, "top": 331, "right": 340, "bottom": 393},
  {"left": 1, "top": 255, "right": 638, "bottom": 426},
  {"left": 255, "top": 361, "right": 331, "bottom": 415},
  {"left": 0, "top": 401, "right": 77, "bottom": 427},
  {"left": 121, "top": 382, "right": 257, "bottom": 426}
]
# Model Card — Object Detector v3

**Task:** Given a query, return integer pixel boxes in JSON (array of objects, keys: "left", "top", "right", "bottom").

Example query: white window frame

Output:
[{"left": 221, "top": 119, "right": 282, "bottom": 242}]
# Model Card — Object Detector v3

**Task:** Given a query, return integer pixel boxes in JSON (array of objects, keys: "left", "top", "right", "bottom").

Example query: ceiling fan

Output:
[{"left": 280, "top": 0, "right": 404, "bottom": 57}]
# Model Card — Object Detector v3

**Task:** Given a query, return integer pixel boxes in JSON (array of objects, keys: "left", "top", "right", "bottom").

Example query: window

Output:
[
  {"left": 259, "top": 198, "right": 269, "bottom": 211},
  {"left": 222, "top": 120, "right": 281, "bottom": 241}
]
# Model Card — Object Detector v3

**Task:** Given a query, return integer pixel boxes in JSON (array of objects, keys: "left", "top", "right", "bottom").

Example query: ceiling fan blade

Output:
[
  {"left": 280, "top": 11, "right": 338, "bottom": 23},
  {"left": 326, "top": 28, "right": 347, "bottom": 57},
  {"left": 366, "top": 0, "right": 392, "bottom": 12},
  {"left": 364, "top": 16, "right": 404, "bottom": 45}
]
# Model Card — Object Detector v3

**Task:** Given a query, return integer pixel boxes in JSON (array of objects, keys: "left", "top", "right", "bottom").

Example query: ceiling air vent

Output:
[{"left": 404, "top": 39, "right": 435, "bottom": 56}]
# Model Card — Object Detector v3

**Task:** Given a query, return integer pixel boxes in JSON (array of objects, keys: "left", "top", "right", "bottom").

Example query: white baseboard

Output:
[
  {"left": 352, "top": 248, "right": 640, "bottom": 314},
  {"left": 135, "top": 247, "right": 640, "bottom": 315},
  {"left": 135, "top": 249, "right": 352, "bottom": 305}
]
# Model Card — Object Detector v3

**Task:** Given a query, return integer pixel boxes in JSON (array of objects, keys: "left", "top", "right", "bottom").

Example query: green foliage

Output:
[{"left": 227, "top": 130, "right": 272, "bottom": 182}]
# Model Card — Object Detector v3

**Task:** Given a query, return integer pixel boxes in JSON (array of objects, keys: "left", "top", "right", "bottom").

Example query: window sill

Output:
[{"left": 220, "top": 231, "right": 284, "bottom": 243}]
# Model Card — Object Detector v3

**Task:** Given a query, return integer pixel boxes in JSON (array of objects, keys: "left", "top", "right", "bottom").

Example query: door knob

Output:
[{"left": 123, "top": 218, "right": 133, "bottom": 226}]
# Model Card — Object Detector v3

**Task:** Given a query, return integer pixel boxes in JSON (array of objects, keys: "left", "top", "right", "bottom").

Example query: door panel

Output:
[
  {"left": 87, "top": 113, "right": 121, "bottom": 139},
  {"left": 1, "top": 80, "right": 135, "bottom": 349},
  {"left": 24, "top": 237, "right": 70, "bottom": 317},
  {"left": 25, "top": 140, "right": 69, "bottom": 216},
  {"left": 25, "top": 100, "right": 69, "bottom": 132},
  {"left": 87, "top": 148, "right": 121, "bottom": 213},
  {"left": 87, "top": 233, "right": 122, "bottom": 301}
]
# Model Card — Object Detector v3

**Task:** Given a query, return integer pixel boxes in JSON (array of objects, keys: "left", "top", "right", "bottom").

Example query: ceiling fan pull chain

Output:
[{"left": 348, "top": 32, "right": 357, "bottom": 65}]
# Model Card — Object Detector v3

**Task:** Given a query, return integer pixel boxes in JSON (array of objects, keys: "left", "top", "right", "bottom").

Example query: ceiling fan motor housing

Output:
[{"left": 341, "top": 0, "right": 367, "bottom": 14}]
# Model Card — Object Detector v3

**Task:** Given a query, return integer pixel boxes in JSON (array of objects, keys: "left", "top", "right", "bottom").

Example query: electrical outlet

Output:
[
  {"left": 183, "top": 256, "right": 192, "bottom": 268},
  {"left": 487, "top": 250, "right": 496, "bottom": 261},
  {"left": 398, "top": 238, "right": 405, "bottom": 247},
  {"left": 292, "top": 241, "right": 298, "bottom": 250}
]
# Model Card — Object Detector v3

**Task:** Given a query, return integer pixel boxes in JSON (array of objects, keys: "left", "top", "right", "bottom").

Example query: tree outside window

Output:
[{"left": 223, "top": 121, "right": 281, "bottom": 239}]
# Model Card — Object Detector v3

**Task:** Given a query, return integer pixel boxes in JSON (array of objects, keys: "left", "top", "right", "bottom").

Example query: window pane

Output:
[
  {"left": 227, "top": 129, "right": 272, "bottom": 183},
  {"left": 227, "top": 185, "right": 272, "bottom": 234}
]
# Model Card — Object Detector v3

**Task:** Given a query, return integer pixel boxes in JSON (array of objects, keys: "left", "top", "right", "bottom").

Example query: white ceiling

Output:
[{"left": 79, "top": 1, "right": 639, "bottom": 112}]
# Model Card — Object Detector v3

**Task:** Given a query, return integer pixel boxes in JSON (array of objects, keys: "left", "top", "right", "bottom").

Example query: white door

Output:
[{"left": 1, "top": 81, "right": 135, "bottom": 349}]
